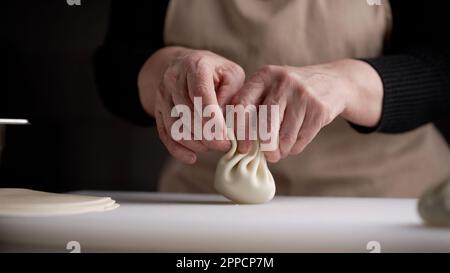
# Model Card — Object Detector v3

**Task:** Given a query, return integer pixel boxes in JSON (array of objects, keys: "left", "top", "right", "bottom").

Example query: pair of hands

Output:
[{"left": 138, "top": 46, "right": 383, "bottom": 164}]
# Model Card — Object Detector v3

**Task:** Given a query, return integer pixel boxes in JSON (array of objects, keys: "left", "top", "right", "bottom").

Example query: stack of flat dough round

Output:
[{"left": 0, "top": 188, "right": 119, "bottom": 216}]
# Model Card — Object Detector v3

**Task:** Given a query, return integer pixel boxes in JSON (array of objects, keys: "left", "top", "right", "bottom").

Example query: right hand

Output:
[{"left": 138, "top": 47, "right": 245, "bottom": 164}]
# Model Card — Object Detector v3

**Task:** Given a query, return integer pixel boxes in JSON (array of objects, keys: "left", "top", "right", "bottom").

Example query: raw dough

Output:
[
  {"left": 0, "top": 188, "right": 119, "bottom": 216},
  {"left": 418, "top": 177, "right": 450, "bottom": 226},
  {"left": 214, "top": 132, "right": 276, "bottom": 204}
]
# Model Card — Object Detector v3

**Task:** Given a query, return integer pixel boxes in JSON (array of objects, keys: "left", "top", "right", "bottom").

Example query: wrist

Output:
[{"left": 333, "top": 59, "right": 383, "bottom": 127}]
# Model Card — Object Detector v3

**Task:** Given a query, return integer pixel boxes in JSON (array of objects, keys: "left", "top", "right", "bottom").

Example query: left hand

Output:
[{"left": 232, "top": 59, "right": 383, "bottom": 162}]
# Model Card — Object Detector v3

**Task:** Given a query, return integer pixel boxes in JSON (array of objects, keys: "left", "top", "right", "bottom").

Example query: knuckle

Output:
[
  {"left": 266, "top": 85, "right": 286, "bottom": 103},
  {"left": 279, "top": 133, "right": 297, "bottom": 145},
  {"left": 163, "top": 67, "right": 177, "bottom": 83},
  {"left": 194, "top": 82, "right": 210, "bottom": 96},
  {"left": 297, "top": 133, "right": 310, "bottom": 145},
  {"left": 278, "top": 69, "right": 292, "bottom": 84},
  {"left": 231, "top": 94, "right": 241, "bottom": 105},
  {"left": 232, "top": 91, "right": 250, "bottom": 105},
  {"left": 259, "top": 64, "right": 276, "bottom": 75},
  {"left": 310, "top": 72, "right": 328, "bottom": 83},
  {"left": 275, "top": 70, "right": 297, "bottom": 96},
  {"left": 234, "top": 63, "right": 245, "bottom": 75},
  {"left": 238, "top": 96, "right": 253, "bottom": 107},
  {"left": 290, "top": 145, "right": 304, "bottom": 155},
  {"left": 185, "top": 60, "right": 195, "bottom": 75},
  {"left": 291, "top": 139, "right": 307, "bottom": 154},
  {"left": 183, "top": 55, "right": 201, "bottom": 72},
  {"left": 293, "top": 80, "right": 309, "bottom": 97},
  {"left": 263, "top": 96, "right": 280, "bottom": 107},
  {"left": 194, "top": 66, "right": 207, "bottom": 80},
  {"left": 184, "top": 52, "right": 200, "bottom": 62},
  {"left": 320, "top": 110, "right": 332, "bottom": 126},
  {"left": 229, "top": 64, "right": 245, "bottom": 82},
  {"left": 194, "top": 55, "right": 210, "bottom": 70}
]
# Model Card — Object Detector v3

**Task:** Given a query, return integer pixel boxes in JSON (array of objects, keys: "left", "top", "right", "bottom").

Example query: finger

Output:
[
  {"left": 232, "top": 70, "right": 270, "bottom": 154},
  {"left": 169, "top": 65, "right": 193, "bottom": 110},
  {"left": 259, "top": 98, "right": 283, "bottom": 163},
  {"left": 161, "top": 97, "right": 208, "bottom": 154},
  {"left": 278, "top": 100, "right": 306, "bottom": 158},
  {"left": 156, "top": 110, "right": 197, "bottom": 164},
  {"left": 216, "top": 64, "right": 245, "bottom": 107},
  {"left": 290, "top": 106, "right": 322, "bottom": 155},
  {"left": 167, "top": 68, "right": 208, "bottom": 153},
  {"left": 187, "top": 62, "right": 229, "bottom": 151},
  {"left": 158, "top": 80, "right": 207, "bottom": 155}
]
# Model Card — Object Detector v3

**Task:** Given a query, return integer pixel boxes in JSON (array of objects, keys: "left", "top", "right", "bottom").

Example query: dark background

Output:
[
  {"left": 1, "top": 0, "right": 449, "bottom": 192},
  {"left": 1, "top": 0, "right": 167, "bottom": 192}
]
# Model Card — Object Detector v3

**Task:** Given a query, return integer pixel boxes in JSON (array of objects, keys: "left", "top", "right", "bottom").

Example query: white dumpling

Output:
[
  {"left": 214, "top": 131, "right": 276, "bottom": 204},
  {"left": 418, "top": 177, "right": 450, "bottom": 226}
]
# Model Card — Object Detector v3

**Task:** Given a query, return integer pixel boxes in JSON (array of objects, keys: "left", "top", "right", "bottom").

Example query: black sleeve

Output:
[
  {"left": 93, "top": 0, "right": 169, "bottom": 126},
  {"left": 353, "top": 1, "right": 450, "bottom": 133}
]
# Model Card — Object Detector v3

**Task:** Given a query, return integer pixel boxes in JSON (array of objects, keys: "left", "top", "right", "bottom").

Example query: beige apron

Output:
[{"left": 159, "top": 0, "right": 450, "bottom": 197}]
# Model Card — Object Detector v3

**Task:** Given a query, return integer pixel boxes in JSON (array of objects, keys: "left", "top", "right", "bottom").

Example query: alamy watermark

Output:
[
  {"left": 170, "top": 97, "right": 280, "bottom": 151},
  {"left": 66, "top": 0, "right": 81, "bottom": 6},
  {"left": 66, "top": 241, "right": 81, "bottom": 253},
  {"left": 366, "top": 0, "right": 382, "bottom": 6}
]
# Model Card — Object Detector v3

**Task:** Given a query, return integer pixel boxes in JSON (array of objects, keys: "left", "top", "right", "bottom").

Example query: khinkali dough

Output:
[
  {"left": 214, "top": 132, "right": 276, "bottom": 204},
  {"left": 418, "top": 177, "right": 450, "bottom": 226},
  {"left": 0, "top": 188, "right": 119, "bottom": 216}
]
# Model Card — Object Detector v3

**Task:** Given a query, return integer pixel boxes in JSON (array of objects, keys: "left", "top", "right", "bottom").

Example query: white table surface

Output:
[{"left": 1, "top": 191, "right": 449, "bottom": 252}]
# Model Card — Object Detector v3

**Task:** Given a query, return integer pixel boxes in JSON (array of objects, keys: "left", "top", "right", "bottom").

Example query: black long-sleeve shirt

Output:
[{"left": 94, "top": 0, "right": 450, "bottom": 133}]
